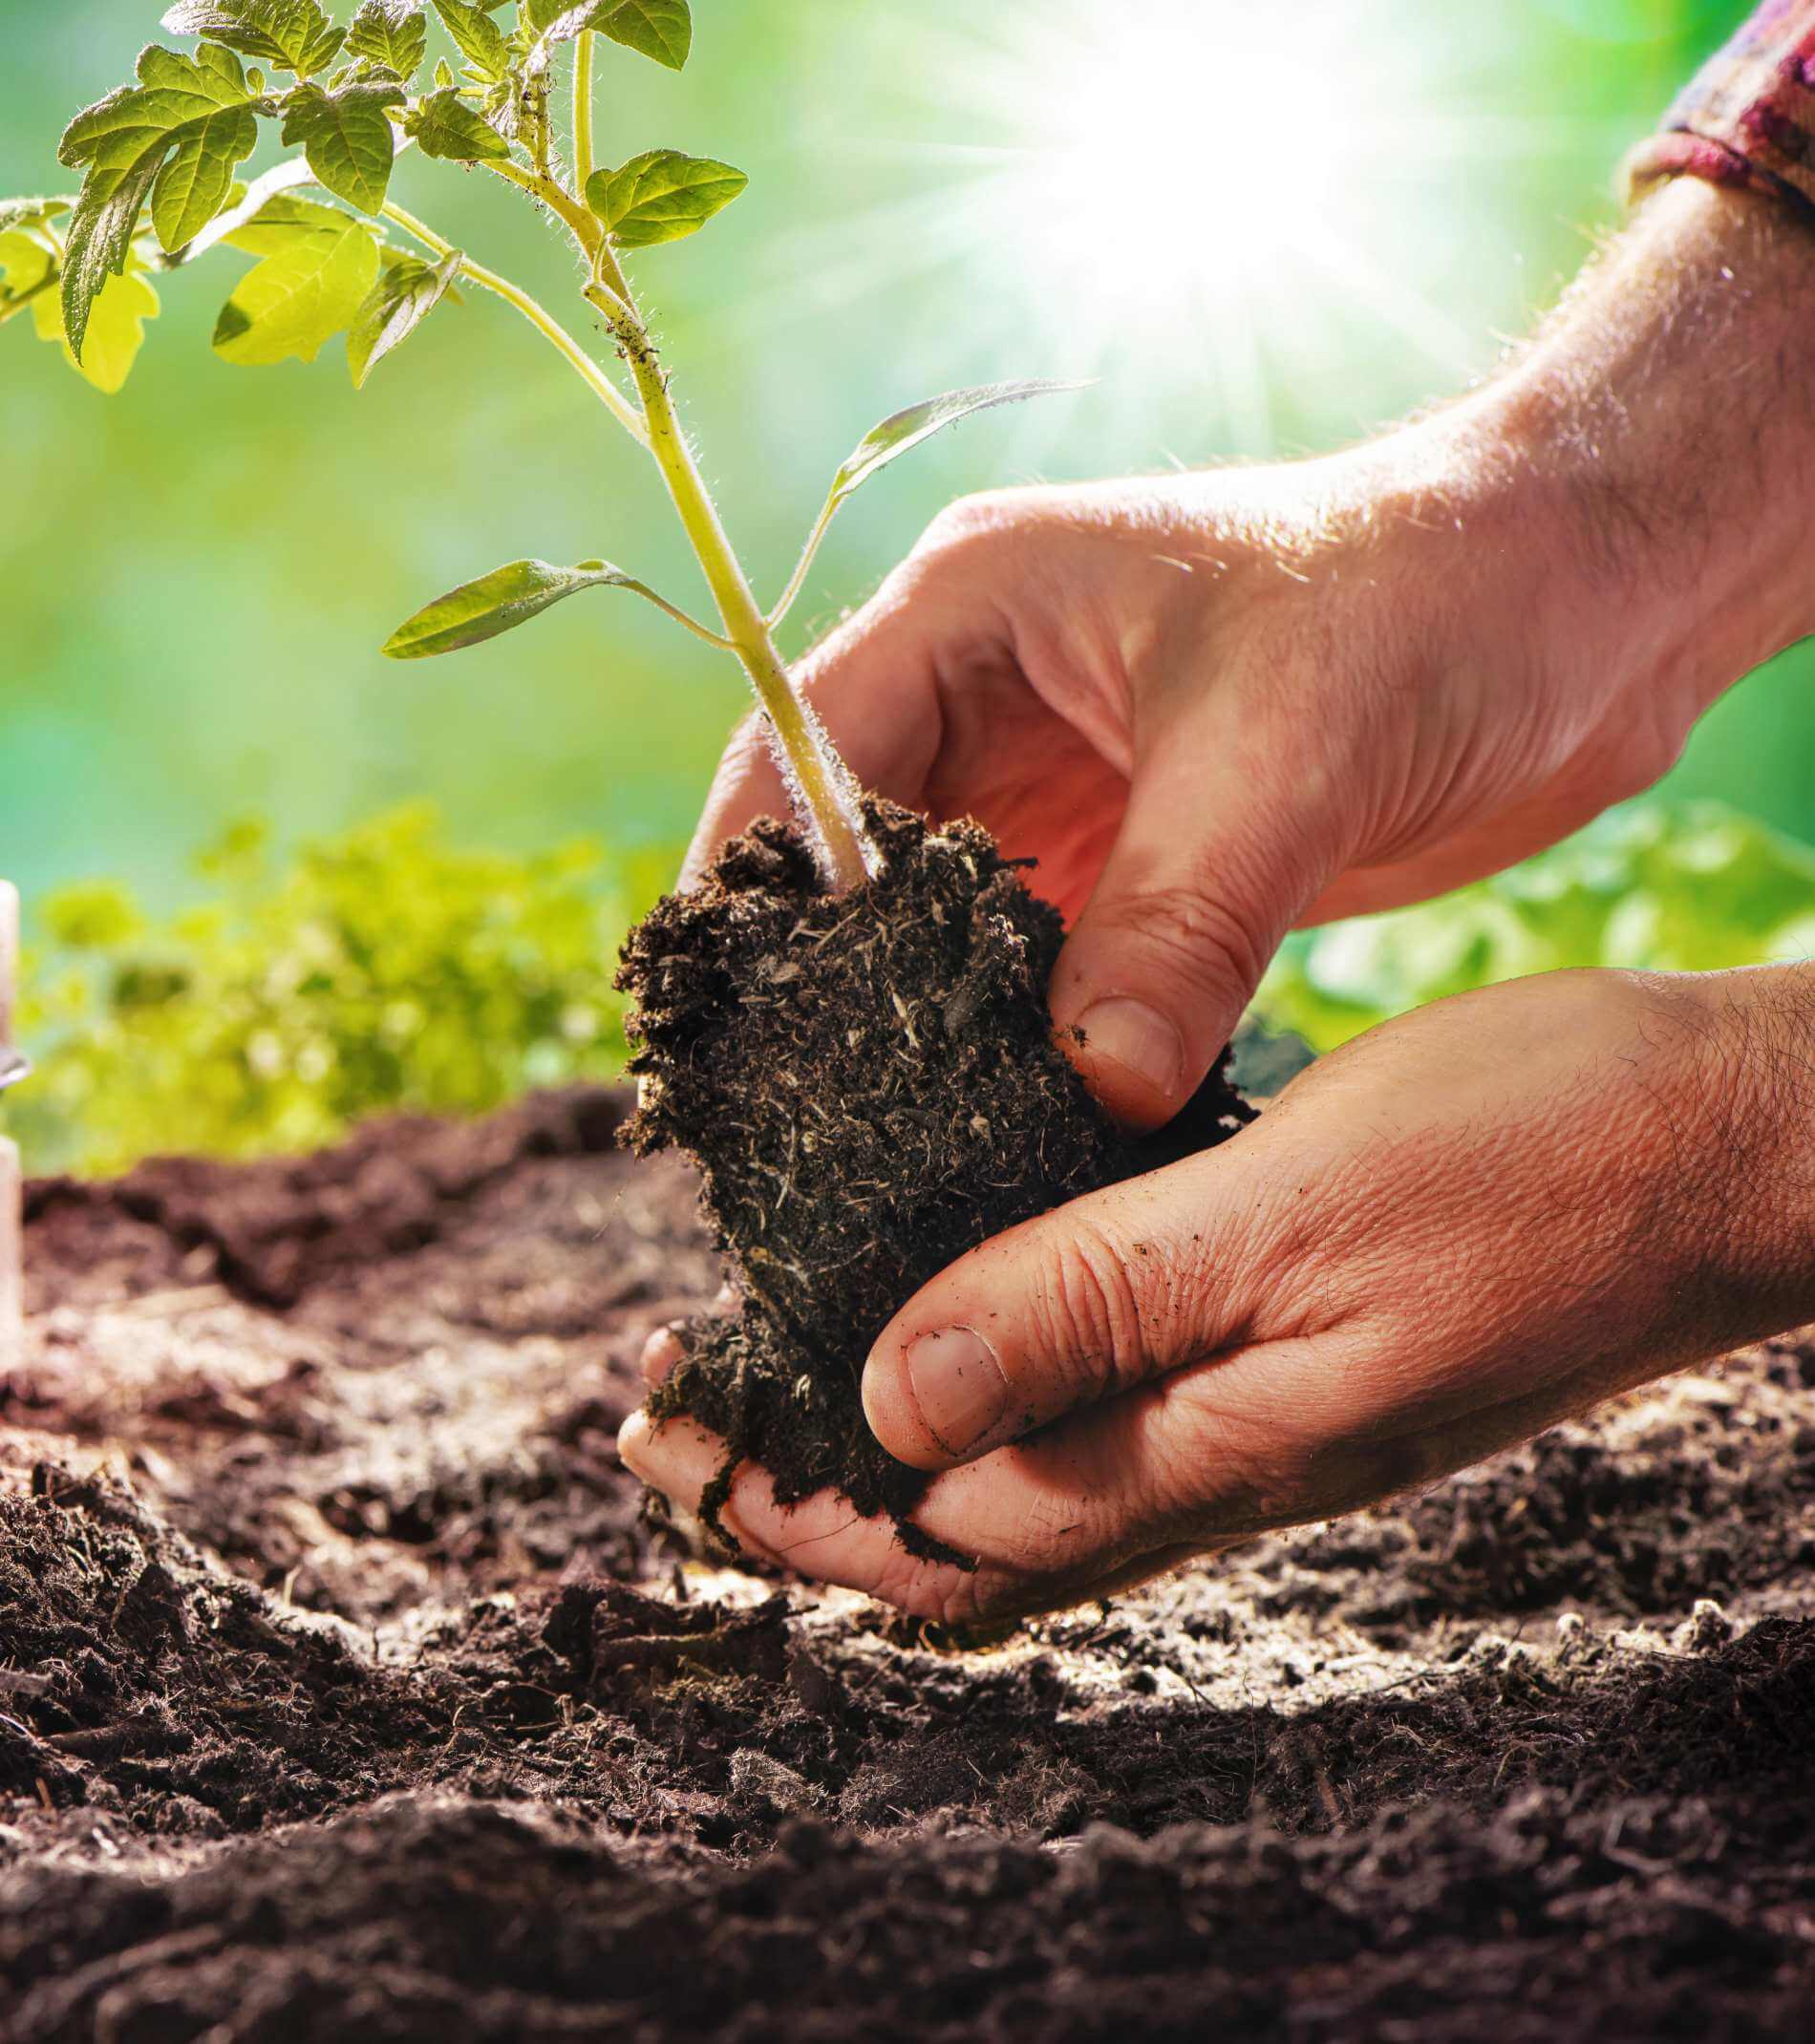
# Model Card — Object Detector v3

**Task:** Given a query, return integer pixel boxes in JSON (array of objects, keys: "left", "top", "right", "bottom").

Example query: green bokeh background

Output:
[{"left": 0, "top": 0, "right": 1806, "bottom": 913}]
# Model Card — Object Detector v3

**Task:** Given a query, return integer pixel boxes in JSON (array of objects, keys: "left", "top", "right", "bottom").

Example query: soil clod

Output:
[{"left": 618, "top": 800, "right": 1251, "bottom": 1549}]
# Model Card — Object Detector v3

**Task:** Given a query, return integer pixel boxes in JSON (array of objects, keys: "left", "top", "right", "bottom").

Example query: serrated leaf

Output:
[
  {"left": 32, "top": 263, "right": 160, "bottom": 394},
  {"left": 56, "top": 42, "right": 259, "bottom": 355},
  {"left": 403, "top": 87, "right": 511, "bottom": 162},
  {"left": 345, "top": 0, "right": 428, "bottom": 79},
  {"left": 383, "top": 558, "right": 645, "bottom": 658},
  {"left": 160, "top": 2, "right": 346, "bottom": 78},
  {"left": 281, "top": 78, "right": 404, "bottom": 213},
  {"left": 585, "top": 149, "right": 745, "bottom": 248},
  {"left": 348, "top": 245, "right": 460, "bottom": 385},
  {"left": 429, "top": 0, "right": 512, "bottom": 81},
  {"left": 0, "top": 197, "right": 74, "bottom": 236},
  {"left": 828, "top": 381, "right": 1086, "bottom": 504},
  {"left": 213, "top": 209, "right": 380, "bottom": 365}
]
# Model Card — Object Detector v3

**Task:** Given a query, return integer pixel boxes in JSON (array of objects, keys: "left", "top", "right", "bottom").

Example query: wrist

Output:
[{"left": 1663, "top": 964, "right": 1815, "bottom": 1346}]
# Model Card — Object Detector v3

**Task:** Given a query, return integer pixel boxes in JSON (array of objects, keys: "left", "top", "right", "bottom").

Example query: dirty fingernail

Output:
[
  {"left": 1071, "top": 998, "right": 1185, "bottom": 1101},
  {"left": 902, "top": 1326, "right": 1011, "bottom": 1458}
]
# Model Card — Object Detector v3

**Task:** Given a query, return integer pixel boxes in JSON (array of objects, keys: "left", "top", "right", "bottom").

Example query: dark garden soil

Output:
[
  {"left": 618, "top": 802, "right": 1250, "bottom": 1556},
  {"left": 1, "top": 1083, "right": 1812, "bottom": 2039}
]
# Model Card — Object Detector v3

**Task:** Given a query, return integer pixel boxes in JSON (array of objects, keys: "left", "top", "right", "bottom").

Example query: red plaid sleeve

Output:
[{"left": 1626, "top": 0, "right": 1815, "bottom": 220}]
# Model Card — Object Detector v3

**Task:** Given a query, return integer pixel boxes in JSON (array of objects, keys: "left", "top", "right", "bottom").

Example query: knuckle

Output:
[
  {"left": 914, "top": 489, "right": 1025, "bottom": 566},
  {"left": 1112, "top": 879, "right": 1270, "bottom": 1015},
  {"left": 1029, "top": 1223, "right": 1151, "bottom": 1397}
]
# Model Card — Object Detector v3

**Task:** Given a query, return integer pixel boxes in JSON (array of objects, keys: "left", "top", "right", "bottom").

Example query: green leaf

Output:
[
  {"left": 160, "top": 2, "right": 346, "bottom": 78},
  {"left": 0, "top": 229, "right": 57, "bottom": 319},
  {"left": 429, "top": 0, "right": 512, "bottom": 81},
  {"left": 32, "top": 263, "right": 161, "bottom": 394},
  {"left": 345, "top": 0, "right": 429, "bottom": 78},
  {"left": 384, "top": 558, "right": 646, "bottom": 658},
  {"left": 280, "top": 78, "right": 404, "bottom": 213},
  {"left": 225, "top": 189, "right": 358, "bottom": 251},
  {"left": 403, "top": 87, "right": 510, "bottom": 162},
  {"left": 828, "top": 381, "right": 1085, "bottom": 505},
  {"left": 213, "top": 207, "right": 380, "bottom": 365},
  {"left": 593, "top": 0, "right": 692, "bottom": 69},
  {"left": 57, "top": 42, "right": 260, "bottom": 354},
  {"left": 0, "top": 197, "right": 74, "bottom": 236},
  {"left": 585, "top": 149, "right": 745, "bottom": 247},
  {"left": 348, "top": 245, "right": 461, "bottom": 386}
]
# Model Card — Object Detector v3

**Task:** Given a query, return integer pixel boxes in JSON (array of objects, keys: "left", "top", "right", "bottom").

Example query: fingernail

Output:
[
  {"left": 902, "top": 1326, "right": 1011, "bottom": 1458},
  {"left": 1071, "top": 998, "right": 1185, "bottom": 1100}
]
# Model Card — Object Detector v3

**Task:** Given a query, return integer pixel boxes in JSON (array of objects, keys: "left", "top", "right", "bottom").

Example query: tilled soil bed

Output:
[{"left": 0, "top": 1086, "right": 1811, "bottom": 2041}]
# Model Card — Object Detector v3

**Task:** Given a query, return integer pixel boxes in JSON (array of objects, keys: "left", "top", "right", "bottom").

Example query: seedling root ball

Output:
[{"left": 620, "top": 800, "right": 1253, "bottom": 1553}]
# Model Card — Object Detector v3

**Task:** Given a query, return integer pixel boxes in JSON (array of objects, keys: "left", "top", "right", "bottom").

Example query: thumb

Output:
[
  {"left": 1049, "top": 736, "right": 1333, "bottom": 1129},
  {"left": 861, "top": 1139, "right": 1281, "bottom": 1473}
]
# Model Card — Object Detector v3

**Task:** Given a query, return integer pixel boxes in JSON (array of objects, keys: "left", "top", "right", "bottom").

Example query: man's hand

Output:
[
  {"left": 623, "top": 181, "right": 1815, "bottom": 1617},
  {"left": 620, "top": 966, "right": 1815, "bottom": 1623},
  {"left": 685, "top": 181, "right": 1815, "bottom": 1131}
]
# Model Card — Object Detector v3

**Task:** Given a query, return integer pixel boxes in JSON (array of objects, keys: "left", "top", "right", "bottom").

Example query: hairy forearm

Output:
[{"left": 1479, "top": 180, "right": 1815, "bottom": 714}]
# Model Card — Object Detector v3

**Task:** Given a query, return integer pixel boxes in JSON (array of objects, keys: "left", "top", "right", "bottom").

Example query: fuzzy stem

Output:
[
  {"left": 484, "top": 158, "right": 604, "bottom": 255},
  {"left": 484, "top": 136, "right": 873, "bottom": 887},
  {"left": 572, "top": 30, "right": 597, "bottom": 191},
  {"left": 379, "top": 201, "right": 648, "bottom": 448},
  {"left": 588, "top": 274, "right": 868, "bottom": 890}
]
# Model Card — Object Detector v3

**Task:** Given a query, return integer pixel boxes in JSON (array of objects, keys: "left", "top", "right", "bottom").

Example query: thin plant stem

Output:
[
  {"left": 587, "top": 274, "right": 870, "bottom": 888},
  {"left": 767, "top": 496, "right": 839, "bottom": 632},
  {"left": 0, "top": 275, "right": 56, "bottom": 326},
  {"left": 379, "top": 200, "right": 648, "bottom": 448},
  {"left": 482, "top": 80, "right": 873, "bottom": 887},
  {"left": 484, "top": 159, "right": 604, "bottom": 256},
  {"left": 572, "top": 30, "right": 597, "bottom": 192}
]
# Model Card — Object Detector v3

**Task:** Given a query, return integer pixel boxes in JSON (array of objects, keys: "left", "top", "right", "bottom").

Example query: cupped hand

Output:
[
  {"left": 687, "top": 184, "right": 1815, "bottom": 1134},
  {"left": 619, "top": 966, "right": 1813, "bottom": 1623},
  {"left": 687, "top": 425, "right": 1697, "bottom": 1130}
]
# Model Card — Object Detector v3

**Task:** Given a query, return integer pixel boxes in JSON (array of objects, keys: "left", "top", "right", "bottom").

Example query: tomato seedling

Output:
[{"left": 3, "top": 1, "right": 1074, "bottom": 889}]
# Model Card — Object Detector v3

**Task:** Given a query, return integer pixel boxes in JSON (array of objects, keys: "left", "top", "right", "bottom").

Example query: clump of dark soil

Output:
[
  {"left": 618, "top": 800, "right": 1250, "bottom": 1549},
  {"left": 1, "top": 1091, "right": 1812, "bottom": 2041}
]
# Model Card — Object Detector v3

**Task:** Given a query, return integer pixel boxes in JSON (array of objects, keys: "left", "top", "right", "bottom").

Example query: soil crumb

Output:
[
  {"left": 618, "top": 800, "right": 1251, "bottom": 1551},
  {"left": 0, "top": 1093, "right": 1811, "bottom": 2040}
]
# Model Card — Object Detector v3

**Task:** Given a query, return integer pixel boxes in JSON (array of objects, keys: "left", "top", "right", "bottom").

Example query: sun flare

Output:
[{"left": 762, "top": 0, "right": 1612, "bottom": 462}]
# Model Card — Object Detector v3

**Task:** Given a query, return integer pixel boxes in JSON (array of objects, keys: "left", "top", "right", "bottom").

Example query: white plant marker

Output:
[{"left": 0, "top": 883, "right": 21, "bottom": 1364}]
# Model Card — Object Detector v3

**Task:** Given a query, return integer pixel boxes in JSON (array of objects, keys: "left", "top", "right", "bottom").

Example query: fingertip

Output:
[
  {"left": 860, "top": 1341, "right": 955, "bottom": 1474},
  {"left": 640, "top": 1324, "right": 687, "bottom": 1386},
  {"left": 614, "top": 1406, "right": 660, "bottom": 1482},
  {"left": 615, "top": 1406, "right": 722, "bottom": 1500},
  {"left": 1057, "top": 1010, "right": 1192, "bottom": 1132},
  {"left": 864, "top": 1319, "right": 1020, "bottom": 1472}
]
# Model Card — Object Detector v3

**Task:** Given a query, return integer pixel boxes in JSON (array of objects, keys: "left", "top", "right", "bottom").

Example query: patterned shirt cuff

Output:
[{"left": 1623, "top": 0, "right": 1815, "bottom": 223}]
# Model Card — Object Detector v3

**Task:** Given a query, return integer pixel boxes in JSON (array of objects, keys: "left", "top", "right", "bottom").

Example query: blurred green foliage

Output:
[
  {"left": 1259, "top": 804, "right": 1815, "bottom": 1052},
  {"left": 3, "top": 0, "right": 1809, "bottom": 925},
  {"left": 11, "top": 806, "right": 671, "bottom": 1176},
  {"left": 10, "top": 794, "right": 1810, "bottom": 1179}
]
